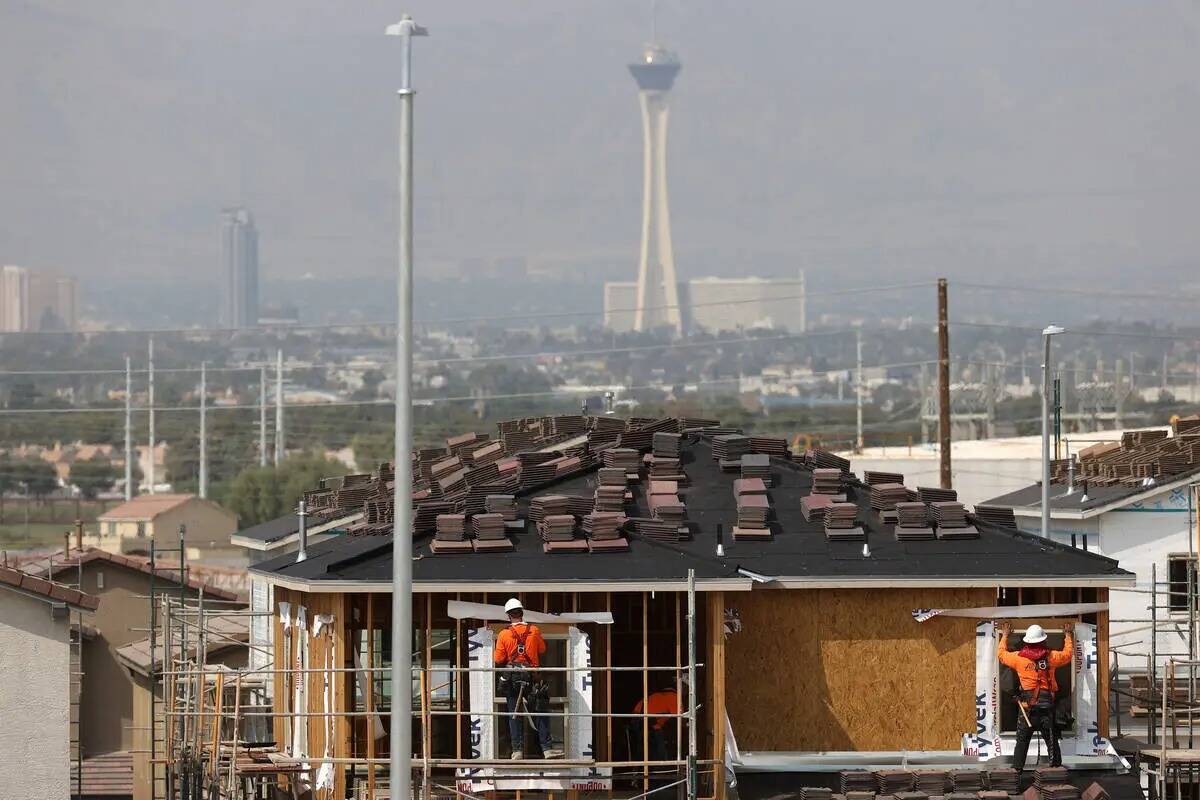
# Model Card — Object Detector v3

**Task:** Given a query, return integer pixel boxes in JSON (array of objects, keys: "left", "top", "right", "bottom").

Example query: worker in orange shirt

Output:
[
  {"left": 494, "top": 598, "right": 563, "bottom": 760},
  {"left": 998, "top": 622, "right": 1074, "bottom": 771},
  {"left": 632, "top": 682, "right": 681, "bottom": 760}
]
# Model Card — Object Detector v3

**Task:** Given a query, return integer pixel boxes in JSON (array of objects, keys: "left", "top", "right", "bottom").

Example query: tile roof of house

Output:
[
  {"left": 250, "top": 415, "right": 1132, "bottom": 589},
  {"left": 0, "top": 564, "right": 99, "bottom": 610},
  {"left": 97, "top": 493, "right": 196, "bottom": 520},
  {"left": 20, "top": 546, "right": 239, "bottom": 601},
  {"left": 116, "top": 615, "right": 249, "bottom": 676}
]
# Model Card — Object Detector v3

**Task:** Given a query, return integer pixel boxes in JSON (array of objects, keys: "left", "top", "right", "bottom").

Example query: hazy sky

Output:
[{"left": 3, "top": 1, "right": 1199, "bottom": 289}]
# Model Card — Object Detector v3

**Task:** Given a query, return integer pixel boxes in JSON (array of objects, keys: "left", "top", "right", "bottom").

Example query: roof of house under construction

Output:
[
  {"left": 250, "top": 414, "right": 1132, "bottom": 590},
  {"left": 982, "top": 416, "right": 1200, "bottom": 517}
]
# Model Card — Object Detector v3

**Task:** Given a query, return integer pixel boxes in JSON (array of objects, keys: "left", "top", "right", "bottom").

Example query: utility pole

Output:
[
  {"left": 1041, "top": 325, "right": 1065, "bottom": 539},
  {"left": 147, "top": 337, "right": 156, "bottom": 494},
  {"left": 919, "top": 363, "right": 929, "bottom": 444},
  {"left": 386, "top": 14, "right": 426, "bottom": 800},
  {"left": 855, "top": 328, "right": 863, "bottom": 453},
  {"left": 198, "top": 362, "right": 208, "bottom": 499},
  {"left": 274, "top": 349, "right": 284, "bottom": 466},
  {"left": 124, "top": 356, "right": 133, "bottom": 501},
  {"left": 259, "top": 366, "right": 268, "bottom": 467},
  {"left": 937, "top": 279, "right": 951, "bottom": 489}
]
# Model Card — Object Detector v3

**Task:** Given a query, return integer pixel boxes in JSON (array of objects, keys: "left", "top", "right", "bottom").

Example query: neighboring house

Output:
[
  {"left": 0, "top": 564, "right": 99, "bottom": 800},
  {"left": 246, "top": 416, "right": 1134, "bottom": 799},
  {"left": 116, "top": 616, "right": 249, "bottom": 800},
  {"left": 980, "top": 419, "right": 1200, "bottom": 665},
  {"left": 90, "top": 494, "right": 238, "bottom": 558},
  {"left": 22, "top": 546, "right": 240, "bottom": 787},
  {"left": 230, "top": 511, "right": 360, "bottom": 675}
]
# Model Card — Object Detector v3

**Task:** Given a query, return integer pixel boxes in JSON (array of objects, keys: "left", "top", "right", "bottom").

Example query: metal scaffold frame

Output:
[{"left": 151, "top": 570, "right": 712, "bottom": 800}]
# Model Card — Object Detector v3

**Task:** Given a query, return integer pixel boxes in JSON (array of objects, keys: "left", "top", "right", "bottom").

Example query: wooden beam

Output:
[
  {"left": 456, "top": 591, "right": 463, "bottom": 761},
  {"left": 367, "top": 593, "right": 376, "bottom": 800},
  {"left": 1097, "top": 587, "right": 1111, "bottom": 738},
  {"left": 709, "top": 592, "right": 726, "bottom": 800},
  {"left": 606, "top": 591, "right": 613, "bottom": 764},
  {"left": 643, "top": 590, "right": 649, "bottom": 792}
]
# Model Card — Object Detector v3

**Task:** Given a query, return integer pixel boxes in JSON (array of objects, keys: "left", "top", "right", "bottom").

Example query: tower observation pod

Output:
[{"left": 629, "top": 45, "right": 683, "bottom": 335}]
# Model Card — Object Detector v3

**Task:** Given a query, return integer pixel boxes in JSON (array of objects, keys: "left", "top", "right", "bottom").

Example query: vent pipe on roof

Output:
[
  {"left": 716, "top": 523, "right": 724, "bottom": 557},
  {"left": 296, "top": 500, "right": 309, "bottom": 563}
]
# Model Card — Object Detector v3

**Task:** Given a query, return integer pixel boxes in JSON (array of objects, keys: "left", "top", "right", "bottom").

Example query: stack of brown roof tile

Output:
[
  {"left": 431, "top": 514, "right": 473, "bottom": 553},
  {"left": 594, "top": 484, "right": 627, "bottom": 513},
  {"left": 583, "top": 512, "right": 629, "bottom": 552},
  {"left": 809, "top": 449, "right": 851, "bottom": 474},
  {"left": 647, "top": 455, "right": 685, "bottom": 480},
  {"left": 435, "top": 468, "right": 468, "bottom": 499},
  {"left": 414, "top": 500, "right": 458, "bottom": 535},
  {"left": 653, "top": 432, "right": 682, "bottom": 458},
  {"left": 529, "top": 495, "right": 569, "bottom": 522},
  {"left": 802, "top": 493, "right": 833, "bottom": 523},
  {"left": 520, "top": 461, "right": 560, "bottom": 488},
  {"left": 1079, "top": 783, "right": 1109, "bottom": 800},
  {"left": 599, "top": 467, "right": 627, "bottom": 486},
  {"left": 930, "top": 501, "right": 979, "bottom": 539},
  {"left": 734, "top": 493, "right": 770, "bottom": 540},
  {"left": 914, "top": 770, "right": 947, "bottom": 795},
  {"left": 470, "top": 441, "right": 505, "bottom": 467},
  {"left": 951, "top": 770, "right": 984, "bottom": 793},
  {"left": 567, "top": 495, "right": 595, "bottom": 517},
  {"left": 485, "top": 494, "right": 518, "bottom": 521},
  {"left": 802, "top": 788, "right": 833, "bottom": 800},
  {"left": 538, "top": 514, "right": 577, "bottom": 540},
  {"left": 680, "top": 417, "right": 721, "bottom": 431},
  {"left": 471, "top": 514, "right": 513, "bottom": 551},
  {"left": 617, "top": 428, "right": 654, "bottom": 452},
  {"left": 733, "top": 478, "right": 767, "bottom": 496},
  {"left": 980, "top": 792, "right": 1008, "bottom": 800},
  {"left": 894, "top": 501, "right": 935, "bottom": 540},
  {"left": 447, "top": 431, "right": 487, "bottom": 458},
  {"left": 876, "top": 770, "right": 914, "bottom": 795},
  {"left": 918, "top": 486, "right": 957, "bottom": 504},
  {"left": 864, "top": 470, "right": 905, "bottom": 486},
  {"left": 740, "top": 453, "right": 771, "bottom": 481},
  {"left": 972, "top": 504, "right": 1017, "bottom": 528},
  {"left": 813, "top": 468, "right": 845, "bottom": 494},
  {"left": 750, "top": 436, "right": 789, "bottom": 457},
  {"left": 628, "top": 517, "right": 687, "bottom": 541},
  {"left": 649, "top": 479, "right": 680, "bottom": 495},
  {"left": 986, "top": 769, "right": 1018, "bottom": 794},
  {"left": 1039, "top": 786, "right": 1079, "bottom": 800},
  {"left": 649, "top": 492, "right": 686, "bottom": 523},
  {"left": 603, "top": 448, "right": 642, "bottom": 473},
  {"left": 1033, "top": 768, "right": 1069, "bottom": 797},
  {"left": 825, "top": 503, "right": 863, "bottom": 541},
  {"left": 712, "top": 434, "right": 751, "bottom": 461},
  {"left": 870, "top": 483, "right": 909, "bottom": 512},
  {"left": 847, "top": 792, "right": 876, "bottom": 800},
  {"left": 840, "top": 771, "right": 877, "bottom": 794}
]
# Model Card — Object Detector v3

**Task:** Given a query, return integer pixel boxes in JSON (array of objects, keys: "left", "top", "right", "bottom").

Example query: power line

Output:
[
  {"left": 955, "top": 282, "right": 1200, "bottom": 306},
  {"left": 950, "top": 320, "right": 1200, "bottom": 343}
]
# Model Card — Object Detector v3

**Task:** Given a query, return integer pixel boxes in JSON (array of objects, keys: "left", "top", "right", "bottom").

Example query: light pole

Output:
[
  {"left": 1041, "top": 325, "right": 1065, "bottom": 538},
  {"left": 387, "top": 13, "right": 426, "bottom": 800}
]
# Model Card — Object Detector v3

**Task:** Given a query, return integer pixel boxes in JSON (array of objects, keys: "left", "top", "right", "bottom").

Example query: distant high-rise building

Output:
[
  {"left": 220, "top": 207, "right": 259, "bottom": 328},
  {"left": 606, "top": 271, "right": 807, "bottom": 334},
  {"left": 629, "top": 44, "right": 683, "bottom": 335},
  {"left": 1, "top": 265, "right": 78, "bottom": 332}
]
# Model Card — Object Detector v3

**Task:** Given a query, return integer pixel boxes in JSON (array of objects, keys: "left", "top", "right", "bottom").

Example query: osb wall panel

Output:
[{"left": 725, "top": 587, "right": 994, "bottom": 751}]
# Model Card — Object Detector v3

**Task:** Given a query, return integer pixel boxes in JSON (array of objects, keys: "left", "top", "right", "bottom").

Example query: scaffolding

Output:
[{"left": 150, "top": 570, "right": 714, "bottom": 800}]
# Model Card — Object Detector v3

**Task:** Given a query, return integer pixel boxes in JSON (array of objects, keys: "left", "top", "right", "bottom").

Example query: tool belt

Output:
[{"left": 498, "top": 667, "right": 534, "bottom": 694}]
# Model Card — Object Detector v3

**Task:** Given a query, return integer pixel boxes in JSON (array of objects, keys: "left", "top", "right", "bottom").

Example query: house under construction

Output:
[{"left": 154, "top": 415, "right": 1135, "bottom": 800}]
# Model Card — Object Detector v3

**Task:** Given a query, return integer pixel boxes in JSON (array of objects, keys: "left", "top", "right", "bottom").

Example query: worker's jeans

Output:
[
  {"left": 506, "top": 679, "right": 552, "bottom": 754},
  {"left": 1012, "top": 706, "right": 1060, "bottom": 770}
]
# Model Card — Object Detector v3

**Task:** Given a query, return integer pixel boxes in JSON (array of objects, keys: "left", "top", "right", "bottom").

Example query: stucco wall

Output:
[{"left": 0, "top": 590, "right": 71, "bottom": 799}]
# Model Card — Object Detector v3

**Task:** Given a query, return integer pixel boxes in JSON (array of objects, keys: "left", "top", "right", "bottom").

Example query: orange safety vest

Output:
[
  {"left": 634, "top": 690, "right": 680, "bottom": 730},
  {"left": 999, "top": 633, "right": 1073, "bottom": 706},
  {"left": 494, "top": 622, "right": 545, "bottom": 668}
]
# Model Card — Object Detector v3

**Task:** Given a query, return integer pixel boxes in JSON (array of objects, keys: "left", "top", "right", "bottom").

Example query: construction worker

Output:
[
  {"left": 631, "top": 681, "right": 681, "bottom": 760},
  {"left": 998, "top": 622, "right": 1074, "bottom": 771},
  {"left": 494, "top": 598, "right": 563, "bottom": 760}
]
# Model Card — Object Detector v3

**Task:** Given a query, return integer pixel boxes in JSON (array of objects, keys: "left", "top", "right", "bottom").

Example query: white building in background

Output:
[
  {"left": 604, "top": 271, "right": 806, "bottom": 334},
  {"left": 220, "top": 207, "right": 259, "bottom": 329},
  {"left": 1, "top": 265, "right": 78, "bottom": 331}
]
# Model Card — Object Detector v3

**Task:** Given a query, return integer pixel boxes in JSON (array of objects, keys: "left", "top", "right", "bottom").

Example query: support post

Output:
[
  {"left": 198, "top": 361, "right": 207, "bottom": 499},
  {"left": 149, "top": 539, "right": 157, "bottom": 800},
  {"left": 274, "top": 349, "right": 284, "bottom": 466},
  {"left": 937, "top": 278, "right": 951, "bottom": 489},
  {"left": 148, "top": 337, "right": 156, "bottom": 494},
  {"left": 687, "top": 570, "right": 697, "bottom": 800},
  {"left": 386, "top": 14, "right": 427, "bottom": 800},
  {"left": 125, "top": 356, "right": 133, "bottom": 500},
  {"left": 855, "top": 328, "right": 864, "bottom": 453}
]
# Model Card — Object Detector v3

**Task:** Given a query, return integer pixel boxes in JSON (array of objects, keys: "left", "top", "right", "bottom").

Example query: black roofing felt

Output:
[
  {"left": 252, "top": 438, "right": 1131, "bottom": 586},
  {"left": 981, "top": 476, "right": 1193, "bottom": 513},
  {"left": 235, "top": 514, "right": 301, "bottom": 544}
]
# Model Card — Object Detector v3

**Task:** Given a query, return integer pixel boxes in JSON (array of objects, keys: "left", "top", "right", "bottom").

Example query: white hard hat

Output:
[
  {"left": 1024, "top": 624, "right": 1048, "bottom": 644},
  {"left": 504, "top": 598, "right": 523, "bottom": 614}
]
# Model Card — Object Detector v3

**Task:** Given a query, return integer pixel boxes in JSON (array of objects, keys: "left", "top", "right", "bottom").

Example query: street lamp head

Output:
[
  {"left": 1042, "top": 325, "right": 1066, "bottom": 336},
  {"left": 386, "top": 14, "right": 428, "bottom": 37}
]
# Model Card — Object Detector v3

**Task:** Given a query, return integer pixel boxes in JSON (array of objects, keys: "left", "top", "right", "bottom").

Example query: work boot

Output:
[
  {"left": 543, "top": 748, "right": 564, "bottom": 759},
  {"left": 510, "top": 751, "right": 524, "bottom": 760}
]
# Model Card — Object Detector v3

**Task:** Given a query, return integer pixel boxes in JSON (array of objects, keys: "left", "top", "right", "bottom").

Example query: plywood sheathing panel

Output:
[{"left": 724, "top": 587, "right": 993, "bottom": 751}]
